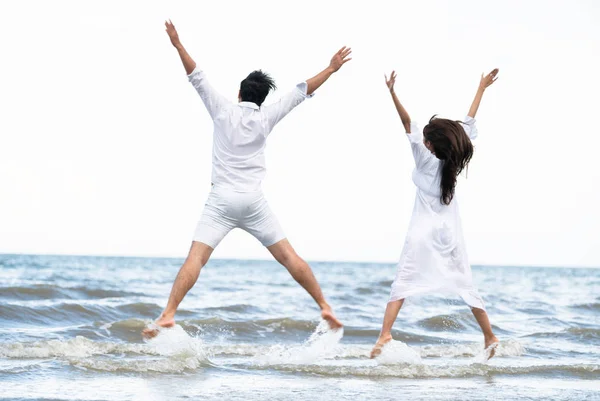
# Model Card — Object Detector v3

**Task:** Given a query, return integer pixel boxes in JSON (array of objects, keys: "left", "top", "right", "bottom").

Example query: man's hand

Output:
[
  {"left": 165, "top": 20, "right": 181, "bottom": 48},
  {"left": 306, "top": 45, "right": 352, "bottom": 95},
  {"left": 165, "top": 20, "right": 196, "bottom": 74},
  {"left": 329, "top": 46, "right": 352, "bottom": 72},
  {"left": 385, "top": 70, "right": 397, "bottom": 93},
  {"left": 479, "top": 68, "right": 499, "bottom": 91}
]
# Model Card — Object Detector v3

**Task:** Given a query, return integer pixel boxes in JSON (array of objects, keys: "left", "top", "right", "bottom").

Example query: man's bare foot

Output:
[
  {"left": 370, "top": 333, "right": 393, "bottom": 359},
  {"left": 484, "top": 335, "right": 499, "bottom": 360},
  {"left": 142, "top": 314, "right": 175, "bottom": 339},
  {"left": 321, "top": 307, "right": 343, "bottom": 330}
]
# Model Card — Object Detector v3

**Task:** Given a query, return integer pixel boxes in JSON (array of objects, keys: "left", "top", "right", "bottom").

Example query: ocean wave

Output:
[
  {"left": 525, "top": 327, "right": 600, "bottom": 342},
  {"left": 185, "top": 317, "right": 316, "bottom": 335},
  {"left": 0, "top": 303, "right": 120, "bottom": 326},
  {"left": 0, "top": 336, "right": 149, "bottom": 359},
  {"left": 115, "top": 302, "right": 164, "bottom": 317},
  {"left": 0, "top": 325, "right": 548, "bottom": 378},
  {"left": 571, "top": 302, "right": 600, "bottom": 311},
  {"left": 182, "top": 318, "right": 448, "bottom": 342},
  {"left": 0, "top": 359, "right": 49, "bottom": 374},
  {"left": 195, "top": 339, "right": 525, "bottom": 361},
  {"left": 0, "top": 307, "right": 509, "bottom": 345},
  {"left": 202, "top": 304, "right": 262, "bottom": 313},
  {"left": 251, "top": 362, "right": 600, "bottom": 379},
  {"left": 0, "top": 285, "right": 63, "bottom": 300},
  {"left": 564, "top": 327, "right": 600, "bottom": 339},
  {"left": 71, "top": 355, "right": 209, "bottom": 373},
  {"left": 70, "top": 327, "right": 211, "bottom": 373},
  {"left": 2, "top": 324, "right": 342, "bottom": 374},
  {"left": 0, "top": 329, "right": 206, "bottom": 360},
  {"left": 179, "top": 318, "right": 448, "bottom": 343},
  {"left": 43, "top": 315, "right": 321, "bottom": 336},
  {"left": 0, "top": 336, "right": 523, "bottom": 362},
  {"left": 12, "top": 353, "right": 592, "bottom": 378},
  {"left": 0, "top": 284, "right": 143, "bottom": 301},
  {"left": 0, "top": 302, "right": 165, "bottom": 326},
  {"left": 417, "top": 313, "right": 472, "bottom": 331}
]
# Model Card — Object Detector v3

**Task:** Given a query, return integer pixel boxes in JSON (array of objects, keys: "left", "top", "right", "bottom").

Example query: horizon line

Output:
[{"left": 1, "top": 251, "right": 598, "bottom": 270}]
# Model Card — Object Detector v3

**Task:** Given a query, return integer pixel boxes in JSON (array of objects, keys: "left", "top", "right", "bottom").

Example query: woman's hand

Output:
[
  {"left": 469, "top": 68, "right": 499, "bottom": 118},
  {"left": 385, "top": 70, "right": 397, "bottom": 93},
  {"left": 479, "top": 68, "right": 499, "bottom": 90},
  {"left": 384, "top": 70, "right": 410, "bottom": 131}
]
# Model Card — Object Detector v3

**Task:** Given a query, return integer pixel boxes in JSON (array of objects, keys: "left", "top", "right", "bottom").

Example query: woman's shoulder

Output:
[{"left": 416, "top": 151, "right": 441, "bottom": 172}]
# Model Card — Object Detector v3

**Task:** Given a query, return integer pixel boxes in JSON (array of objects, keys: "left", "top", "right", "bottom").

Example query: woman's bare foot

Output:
[
  {"left": 484, "top": 335, "right": 499, "bottom": 360},
  {"left": 321, "top": 307, "right": 343, "bottom": 330},
  {"left": 142, "top": 313, "right": 175, "bottom": 339},
  {"left": 370, "top": 333, "right": 393, "bottom": 359}
]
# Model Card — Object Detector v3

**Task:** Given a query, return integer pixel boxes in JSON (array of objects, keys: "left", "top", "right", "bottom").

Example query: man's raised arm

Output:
[
  {"left": 165, "top": 20, "right": 196, "bottom": 75},
  {"left": 263, "top": 46, "right": 352, "bottom": 131},
  {"left": 165, "top": 20, "right": 230, "bottom": 119}
]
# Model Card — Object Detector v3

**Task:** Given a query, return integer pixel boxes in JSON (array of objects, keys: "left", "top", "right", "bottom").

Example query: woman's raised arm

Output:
[{"left": 468, "top": 68, "right": 499, "bottom": 118}]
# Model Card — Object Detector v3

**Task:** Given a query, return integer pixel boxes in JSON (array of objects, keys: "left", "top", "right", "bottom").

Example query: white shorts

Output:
[{"left": 193, "top": 186, "right": 286, "bottom": 249}]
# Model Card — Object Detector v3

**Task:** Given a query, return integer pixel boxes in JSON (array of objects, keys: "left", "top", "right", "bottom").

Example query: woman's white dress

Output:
[{"left": 389, "top": 116, "right": 485, "bottom": 310}]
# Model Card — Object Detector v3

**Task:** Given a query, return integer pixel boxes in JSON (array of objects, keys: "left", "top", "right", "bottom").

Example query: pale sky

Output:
[{"left": 1, "top": 0, "right": 599, "bottom": 267}]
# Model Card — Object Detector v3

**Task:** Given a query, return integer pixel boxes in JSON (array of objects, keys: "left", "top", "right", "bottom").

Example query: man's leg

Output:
[
  {"left": 370, "top": 299, "right": 404, "bottom": 358},
  {"left": 142, "top": 241, "right": 213, "bottom": 338},
  {"left": 267, "top": 239, "right": 343, "bottom": 329}
]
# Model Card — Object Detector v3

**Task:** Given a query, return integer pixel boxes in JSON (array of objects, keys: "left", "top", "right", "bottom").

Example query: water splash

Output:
[
  {"left": 376, "top": 340, "right": 422, "bottom": 365},
  {"left": 421, "top": 339, "right": 525, "bottom": 358},
  {"left": 145, "top": 324, "right": 208, "bottom": 360},
  {"left": 255, "top": 320, "right": 343, "bottom": 365},
  {"left": 69, "top": 325, "right": 211, "bottom": 373}
]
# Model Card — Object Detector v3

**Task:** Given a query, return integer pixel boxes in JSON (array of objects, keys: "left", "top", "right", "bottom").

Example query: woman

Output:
[{"left": 371, "top": 69, "right": 500, "bottom": 359}]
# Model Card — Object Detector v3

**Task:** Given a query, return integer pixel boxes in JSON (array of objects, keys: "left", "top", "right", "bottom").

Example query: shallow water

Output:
[{"left": 1, "top": 254, "right": 599, "bottom": 400}]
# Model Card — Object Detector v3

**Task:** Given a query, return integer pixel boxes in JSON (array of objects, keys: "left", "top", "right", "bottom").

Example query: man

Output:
[{"left": 143, "top": 21, "right": 351, "bottom": 338}]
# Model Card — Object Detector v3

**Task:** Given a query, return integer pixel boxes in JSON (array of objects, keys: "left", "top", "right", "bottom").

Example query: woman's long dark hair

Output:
[{"left": 423, "top": 116, "right": 473, "bottom": 205}]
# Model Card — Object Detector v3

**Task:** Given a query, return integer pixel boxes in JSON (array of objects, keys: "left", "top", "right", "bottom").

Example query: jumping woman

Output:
[{"left": 371, "top": 69, "right": 500, "bottom": 359}]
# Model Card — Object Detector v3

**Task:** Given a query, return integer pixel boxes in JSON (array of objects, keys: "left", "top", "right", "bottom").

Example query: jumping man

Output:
[{"left": 143, "top": 21, "right": 351, "bottom": 337}]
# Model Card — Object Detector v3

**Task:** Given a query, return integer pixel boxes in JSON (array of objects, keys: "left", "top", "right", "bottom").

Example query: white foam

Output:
[
  {"left": 255, "top": 320, "right": 344, "bottom": 365},
  {"left": 495, "top": 339, "right": 526, "bottom": 357},
  {"left": 145, "top": 324, "right": 208, "bottom": 360},
  {"left": 255, "top": 360, "right": 600, "bottom": 378},
  {"left": 376, "top": 340, "right": 422, "bottom": 365},
  {"left": 206, "top": 339, "right": 526, "bottom": 362},
  {"left": 0, "top": 325, "right": 211, "bottom": 373},
  {"left": 420, "top": 339, "right": 525, "bottom": 359},
  {"left": 471, "top": 339, "right": 525, "bottom": 364},
  {"left": 72, "top": 355, "right": 207, "bottom": 373},
  {"left": 0, "top": 336, "right": 147, "bottom": 359}
]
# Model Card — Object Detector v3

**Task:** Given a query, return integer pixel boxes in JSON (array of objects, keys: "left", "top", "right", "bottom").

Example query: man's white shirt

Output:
[{"left": 188, "top": 67, "right": 312, "bottom": 192}]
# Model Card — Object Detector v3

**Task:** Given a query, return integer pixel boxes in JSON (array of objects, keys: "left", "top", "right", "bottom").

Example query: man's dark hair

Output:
[{"left": 239, "top": 70, "right": 276, "bottom": 107}]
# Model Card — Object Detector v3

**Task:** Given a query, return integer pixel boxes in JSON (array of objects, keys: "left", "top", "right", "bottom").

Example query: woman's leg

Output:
[
  {"left": 370, "top": 299, "right": 404, "bottom": 358},
  {"left": 471, "top": 307, "right": 499, "bottom": 358}
]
